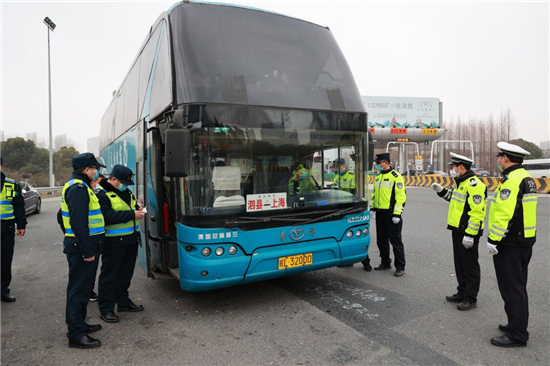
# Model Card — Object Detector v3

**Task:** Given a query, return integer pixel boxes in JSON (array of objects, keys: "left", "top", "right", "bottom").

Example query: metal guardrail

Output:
[{"left": 36, "top": 186, "right": 64, "bottom": 197}]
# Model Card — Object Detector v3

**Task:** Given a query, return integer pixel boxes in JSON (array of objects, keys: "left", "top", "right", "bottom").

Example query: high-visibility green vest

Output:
[
  {"left": 371, "top": 169, "right": 406, "bottom": 215},
  {"left": 488, "top": 168, "right": 537, "bottom": 244},
  {"left": 447, "top": 176, "right": 487, "bottom": 236},
  {"left": 104, "top": 191, "right": 140, "bottom": 237},
  {"left": 288, "top": 164, "right": 315, "bottom": 195},
  {"left": 1, "top": 178, "right": 17, "bottom": 220},
  {"left": 333, "top": 170, "right": 356, "bottom": 192},
  {"left": 61, "top": 179, "right": 105, "bottom": 237}
]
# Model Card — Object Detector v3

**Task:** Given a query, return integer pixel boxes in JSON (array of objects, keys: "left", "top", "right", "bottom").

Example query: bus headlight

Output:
[
  {"left": 363, "top": 228, "right": 369, "bottom": 235},
  {"left": 201, "top": 247, "right": 211, "bottom": 256},
  {"left": 346, "top": 231, "right": 353, "bottom": 238},
  {"left": 228, "top": 246, "right": 237, "bottom": 255},
  {"left": 356, "top": 229, "right": 362, "bottom": 237},
  {"left": 215, "top": 247, "right": 224, "bottom": 256}
]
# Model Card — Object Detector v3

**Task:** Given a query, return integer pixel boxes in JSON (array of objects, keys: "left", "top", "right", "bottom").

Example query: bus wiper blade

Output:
[{"left": 301, "top": 207, "right": 366, "bottom": 225}]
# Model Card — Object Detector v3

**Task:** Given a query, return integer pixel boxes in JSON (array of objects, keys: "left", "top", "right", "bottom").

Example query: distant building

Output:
[
  {"left": 87, "top": 136, "right": 100, "bottom": 157},
  {"left": 540, "top": 141, "right": 550, "bottom": 150},
  {"left": 0, "top": 130, "right": 4, "bottom": 142},
  {"left": 54, "top": 134, "right": 68, "bottom": 150},
  {"left": 26, "top": 132, "right": 38, "bottom": 144}
]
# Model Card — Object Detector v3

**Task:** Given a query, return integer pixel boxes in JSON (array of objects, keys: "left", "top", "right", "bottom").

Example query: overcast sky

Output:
[{"left": 1, "top": 0, "right": 549, "bottom": 152}]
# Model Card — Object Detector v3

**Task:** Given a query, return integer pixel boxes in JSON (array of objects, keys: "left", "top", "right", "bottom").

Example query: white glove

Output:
[
  {"left": 462, "top": 236, "right": 474, "bottom": 249},
  {"left": 431, "top": 183, "right": 444, "bottom": 193},
  {"left": 487, "top": 242, "right": 499, "bottom": 255},
  {"left": 370, "top": 210, "right": 376, "bottom": 220},
  {"left": 392, "top": 216, "right": 401, "bottom": 224}
]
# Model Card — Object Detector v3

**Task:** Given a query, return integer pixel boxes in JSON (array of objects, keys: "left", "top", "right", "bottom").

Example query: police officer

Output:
[
  {"left": 332, "top": 158, "right": 356, "bottom": 194},
  {"left": 89, "top": 173, "right": 106, "bottom": 303},
  {"left": 487, "top": 142, "right": 537, "bottom": 348},
  {"left": 368, "top": 153, "right": 406, "bottom": 277},
  {"left": 288, "top": 162, "right": 316, "bottom": 196},
  {"left": 96, "top": 165, "right": 145, "bottom": 323},
  {"left": 61, "top": 153, "right": 105, "bottom": 349},
  {"left": 1, "top": 157, "right": 27, "bottom": 302},
  {"left": 431, "top": 153, "right": 487, "bottom": 311}
]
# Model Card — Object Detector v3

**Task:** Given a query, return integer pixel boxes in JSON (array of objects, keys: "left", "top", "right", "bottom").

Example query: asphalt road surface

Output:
[{"left": 2, "top": 188, "right": 549, "bottom": 365}]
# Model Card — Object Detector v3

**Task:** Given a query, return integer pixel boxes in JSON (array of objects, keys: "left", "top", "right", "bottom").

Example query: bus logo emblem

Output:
[{"left": 290, "top": 228, "right": 305, "bottom": 241}]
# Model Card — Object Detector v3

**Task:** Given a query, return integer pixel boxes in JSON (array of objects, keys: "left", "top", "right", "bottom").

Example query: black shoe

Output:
[
  {"left": 394, "top": 270, "right": 404, "bottom": 277},
  {"left": 85, "top": 322, "right": 102, "bottom": 334},
  {"left": 498, "top": 324, "right": 510, "bottom": 332},
  {"left": 89, "top": 291, "right": 98, "bottom": 302},
  {"left": 445, "top": 294, "right": 463, "bottom": 303},
  {"left": 118, "top": 303, "right": 144, "bottom": 312},
  {"left": 100, "top": 312, "right": 120, "bottom": 323},
  {"left": 374, "top": 264, "right": 391, "bottom": 270},
  {"left": 490, "top": 335, "right": 526, "bottom": 347},
  {"left": 68, "top": 335, "right": 101, "bottom": 349},
  {"left": 363, "top": 263, "right": 372, "bottom": 272},
  {"left": 457, "top": 301, "right": 477, "bottom": 311},
  {"left": 1, "top": 294, "right": 16, "bottom": 303}
]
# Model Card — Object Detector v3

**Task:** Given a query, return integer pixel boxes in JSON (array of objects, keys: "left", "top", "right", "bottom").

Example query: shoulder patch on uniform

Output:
[
  {"left": 391, "top": 171, "right": 399, "bottom": 178},
  {"left": 397, "top": 182, "right": 403, "bottom": 189},
  {"left": 77, "top": 183, "right": 85, "bottom": 188},
  {"left": 500, "top": 189, "right": 511, "bottom": 200},
  {"left": 469, "top": 178, "right": 478, "bottom": 186},
  {"left": 472, "top": 194, "right": 482, "bottom": 204}
]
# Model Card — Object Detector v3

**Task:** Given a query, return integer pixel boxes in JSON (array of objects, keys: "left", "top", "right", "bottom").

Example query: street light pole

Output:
[{"left": 44, "top": 17, "right": 56, "bottom": 187}]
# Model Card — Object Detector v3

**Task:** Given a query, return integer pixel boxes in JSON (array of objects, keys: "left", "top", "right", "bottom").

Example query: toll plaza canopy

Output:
[{"left": 170, "top": 2, "right": 366, "bottom": 112}]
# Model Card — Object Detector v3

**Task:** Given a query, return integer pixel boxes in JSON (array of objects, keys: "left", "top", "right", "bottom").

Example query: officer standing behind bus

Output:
[
  {"left": 61, "top": 153, "right": 105, "bottom": 349},
  {"left": 487, "top": 142, "right": 537, "bottom": 348},
  {"left": 369, "top": 153, "right": 406, "bottom": 277},
  {"left": 431, "top": 153, "right": 487, "bottom": 311},
  {"left": 1, "top": 157, "right": 27, "bottom": 302},
  {"left": 96, "top": 165, "right": 145, "bottom": 324}
]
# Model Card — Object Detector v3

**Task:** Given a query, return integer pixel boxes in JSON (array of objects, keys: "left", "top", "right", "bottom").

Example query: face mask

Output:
[
  {"left": 90, "top": 169, "right": 99, "bottom": 181},
  {"left": 375, "top": 164, "right": 383, "bottom": 172},
  {"left": 497, "top": 164, "right": 503, "bottom": 173},
  {"left": 117, "top": 183, "right": 128, "bottom": 191},
  {"left": 299, "top": 172, "right": 307, "bottom": 180},
  {"left": 449, "top": 169, "right": 460, "bottom": 178}
]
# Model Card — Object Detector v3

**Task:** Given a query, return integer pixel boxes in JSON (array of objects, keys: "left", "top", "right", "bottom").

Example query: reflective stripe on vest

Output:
[
  {"left": 333, "top": 171, "right": 356, "bottom": 192},
  {"left": 104, "top": 192, "right": 140, "bottom": 237},
  {"left": 0, "top": 178, "right": 16, "bottom": 220},
  {"left": 61, "top": 179, "right": 105, "bottom": 237},
  {"left": 446, "top": 176, "right": 487, "bottom": 236}
]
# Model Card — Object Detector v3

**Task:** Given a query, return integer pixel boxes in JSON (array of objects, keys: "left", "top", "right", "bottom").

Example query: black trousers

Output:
[
  {"left": 375, "top": 211, "right": 405, "bottom": 270},
  {"left": 451, "top": 231, "right": 480, "bottom": 302},
  {"left": 1, "top": 229, "right": 15, "bottom": 295},
  {"left": 66, "top": 253, "right": 99, "bottom": 340},
  {"left": 98, "top": 244, "right": 138, "bottom": 314},
  {"left": 493, "top": 244, "right": 532, "bottom": 344}
]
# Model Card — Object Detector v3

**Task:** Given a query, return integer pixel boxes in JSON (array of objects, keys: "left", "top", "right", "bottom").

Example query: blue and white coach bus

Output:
[{"left": 99, "top": 1, "right": 373, "bottom": 291}]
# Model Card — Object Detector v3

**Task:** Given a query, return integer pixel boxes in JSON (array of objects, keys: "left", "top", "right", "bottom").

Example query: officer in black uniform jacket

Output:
[
  {"left": 96, "top": 165, "right": 145, "bottom": 324},
  {"left": 1, "top": 157, "right": 27, "bottom": 302}
]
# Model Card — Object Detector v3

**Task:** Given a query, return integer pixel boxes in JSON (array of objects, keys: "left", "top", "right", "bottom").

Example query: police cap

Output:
[
  {"left": 334, "top": 158, "right": 346, "bottom": 165},
  {"left": 72, "top": 153, "right": 105, "bottom": 169},
  {"left": 447, "top": 152, "right": 474, "bottom": 168},
  {"left": 374, "top": 153, "right": 390, "bottom": 163},
  {"left": 110, "top": 164, "right": 134, "bottom": 185},
  {"left": 496, "top": 142, "right": 530, "bottom": 161}
]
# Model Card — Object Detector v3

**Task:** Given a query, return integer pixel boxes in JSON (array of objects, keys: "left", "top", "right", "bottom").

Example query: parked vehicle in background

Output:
[
  {"left": 523, "top": 158, "right": 550, "bottom": 178},
  {"left": 424, "top": 170, "right": 448, "bottom": 177},
  {"left": 18, "top": 181, "right": 41, "bottom": 215},
  {"left": 472, "top": 168, "right": 490, "bottom": 177}
]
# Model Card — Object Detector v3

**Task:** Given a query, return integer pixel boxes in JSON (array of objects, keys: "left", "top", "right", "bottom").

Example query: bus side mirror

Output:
[
  {"left": 364, "top": 131, "right": 374, "bottom": 171},
  {"left": 165, "top": 123, "right": 189, "bottom": 177}
]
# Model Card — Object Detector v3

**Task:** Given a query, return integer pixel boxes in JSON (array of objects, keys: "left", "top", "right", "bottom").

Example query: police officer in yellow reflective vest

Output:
[
  {"left": 96, "top": 165, "right": 145, "bottom": 324},
  {"left": 431, "top": 153, "right": 487, "bottom": 311},
  {"left": 61, "top": 153, "right": 105, "bottom": 349},
  {"left": 288, "top": 162, "right": 316, "bottom": 196},
  {"left": 486, "top": 142, "right": 537, "bottom": 348},
  {"left": 1, "top": 157, "right": 27, "bottom": 303},
  {"left": 368, "top": 153, "right": 406, "bottom": 277},
  {"left": 332, "top": 158, "right": 356, "bottom": 194}
]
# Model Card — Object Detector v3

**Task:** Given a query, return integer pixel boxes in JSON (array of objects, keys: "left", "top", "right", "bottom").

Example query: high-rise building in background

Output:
[
  {"left": 54, "top": 134, "right": 68, "bottom": 150},
  {"left": 540, "top": 141, "right": 550, "bottom": 150},
  {"left": 87, "top": 136, "right": 100, "bottom": 157},
  {"left": 26, "top": 132, "right": 38, "bottom": 144}
]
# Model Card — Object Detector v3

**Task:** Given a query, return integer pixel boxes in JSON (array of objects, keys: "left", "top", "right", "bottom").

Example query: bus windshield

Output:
[{"left": 177, "top": 105, "right": 368, "bottom": 228}]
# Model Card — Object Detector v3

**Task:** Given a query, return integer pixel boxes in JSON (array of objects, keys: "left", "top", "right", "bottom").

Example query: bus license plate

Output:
[{"left": 278, "top": 253, "right": 313, "bottom": 270}]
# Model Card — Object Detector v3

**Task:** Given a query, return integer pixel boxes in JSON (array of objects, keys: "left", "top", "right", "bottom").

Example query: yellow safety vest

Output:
[
  {"left": 371, "top": 169, "right": 406, "bottom": 215},
  {"left": 488, "top": 167, "right": 537, "bottom": 244},
  {"left": 288, "top": 164, "right": 315, "bottom": 195},
  {"left": 333, "top": 170, "right": 356, "bottom": 192},
  {"left": 61, "top": 179, "right": 105, "bottom": 237},
  {"left": 446, "top": 175, "right": 487, "bottom": 236},
  {"left": 104, "top": 191, "right": 140, "bottom": 237},
  {"left": 1, "top": 178, "right": 17, "bottom": 220}
]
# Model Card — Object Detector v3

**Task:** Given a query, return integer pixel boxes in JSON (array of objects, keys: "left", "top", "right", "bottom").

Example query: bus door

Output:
[{"left": 136, "top": 119, "right": 153, "bottom": 276}]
